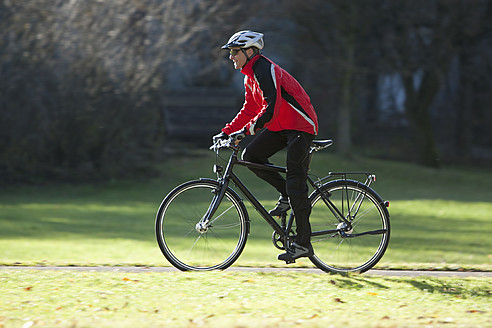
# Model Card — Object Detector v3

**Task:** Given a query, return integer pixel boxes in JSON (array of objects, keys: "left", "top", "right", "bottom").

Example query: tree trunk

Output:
[
  {"left": 455, "top": 73, "right": 473, "bottom": 157},
  {"left": 336, "top": 3, "right": 357, "bottom": 155},
  {"left": 337, "top": 56, "right": 354, "bottom": 154},
  {"left": 403, "top": 70, "right": 441, "bottom": 168}
]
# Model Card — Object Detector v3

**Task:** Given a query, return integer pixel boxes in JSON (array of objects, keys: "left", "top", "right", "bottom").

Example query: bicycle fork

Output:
[{"left": 195, "top": 180, "right": 230, "bottom": 233}]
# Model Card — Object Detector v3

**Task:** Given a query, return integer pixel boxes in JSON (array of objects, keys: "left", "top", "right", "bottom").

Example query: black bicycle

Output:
[{"left": 155, "top": 138, "right": 390, "bottom": 273}]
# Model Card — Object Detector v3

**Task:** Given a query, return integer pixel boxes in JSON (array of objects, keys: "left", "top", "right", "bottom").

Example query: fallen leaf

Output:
[
  {"left": 308, "top": 314, "right": 319, "bottom": 319},
  {"left": 334, "top": 298, "right": 345, "bottom": 303},
  {"left": 122, "top": 277, "right": 139, "bottom": 283},
  {"left": 367, "top": 292, "right": 378, "bottom": 296},
  {"left": 467, "top": 310, "right": 486, "bottom": 314},
  {"left": 24, "top": 287, "right": 32, "bottom": 291},
  {"left": 420, "top": 315, "right": 438, "bottom": 318}
]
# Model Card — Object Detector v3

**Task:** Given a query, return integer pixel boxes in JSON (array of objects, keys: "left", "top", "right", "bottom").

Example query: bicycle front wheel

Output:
[
  {"left": 155, "top": 179, "right": 249, "bottom": 271},
  {"left": 309, "top": 179, "right": 390, "bottom": 273}
]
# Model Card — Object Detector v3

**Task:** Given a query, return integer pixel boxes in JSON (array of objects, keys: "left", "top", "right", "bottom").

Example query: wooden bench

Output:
[{"left": 163, "top": 88, "right": 240, "bottom": 138}]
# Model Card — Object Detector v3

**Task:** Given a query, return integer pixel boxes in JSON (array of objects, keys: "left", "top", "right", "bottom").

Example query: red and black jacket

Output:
[{"left": 222, "top": 54, "right": 318, "bottom": 136}]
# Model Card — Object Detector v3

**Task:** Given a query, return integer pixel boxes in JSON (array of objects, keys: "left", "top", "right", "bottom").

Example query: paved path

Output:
[{"left": 1, "top": 266, "right": 491, "bottom": 277}]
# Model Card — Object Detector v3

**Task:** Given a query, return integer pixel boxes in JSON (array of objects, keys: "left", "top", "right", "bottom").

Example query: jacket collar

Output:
[{"left": 240, "top": 53, "right": 261, "bottom": 78}]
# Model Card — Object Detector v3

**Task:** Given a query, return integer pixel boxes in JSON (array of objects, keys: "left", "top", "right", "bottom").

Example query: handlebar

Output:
[
  {"left": 210, "top": 137, "right": 334, "bottom": 152},
  {"left": 209, "top": 138, "right": 238, "bottom": 151}
]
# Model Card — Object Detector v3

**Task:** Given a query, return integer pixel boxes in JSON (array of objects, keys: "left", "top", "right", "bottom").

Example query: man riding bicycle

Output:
[{"left": 213, "top": 30, "right": 319, "bottom": 262}]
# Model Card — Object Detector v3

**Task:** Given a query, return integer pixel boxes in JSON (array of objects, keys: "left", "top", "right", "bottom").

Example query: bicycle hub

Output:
[{"left": 195, "top": 221, "right": 209, "bottom": 233}]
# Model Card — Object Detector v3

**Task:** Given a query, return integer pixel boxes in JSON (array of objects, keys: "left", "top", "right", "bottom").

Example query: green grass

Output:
[
  {"left": 1, "top": 150, "right": 491, "bottom": 270},
  {"left": 1, "top": 150, "right": 491, "bottom": 327},
  {"left": 1, "top": 270, "right": 490, "bottom": 328}
]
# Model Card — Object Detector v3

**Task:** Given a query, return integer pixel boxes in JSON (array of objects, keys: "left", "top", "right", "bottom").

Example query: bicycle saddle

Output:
[{"left": 311, "top": 139, "right": 333, "bottom": 151}]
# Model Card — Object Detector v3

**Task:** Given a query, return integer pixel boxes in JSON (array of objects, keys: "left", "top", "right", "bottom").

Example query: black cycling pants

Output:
[{"left": 242, "top": 129, "right": 315, "bottom": 246}]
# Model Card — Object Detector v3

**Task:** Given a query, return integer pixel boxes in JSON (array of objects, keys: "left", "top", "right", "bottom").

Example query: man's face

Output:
[{"left": 229, "top": 47, "right": 248, "bottom": 70}]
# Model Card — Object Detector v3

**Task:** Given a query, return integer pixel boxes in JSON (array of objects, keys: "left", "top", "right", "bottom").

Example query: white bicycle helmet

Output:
[{"left": 222, "top": 30, "right": 264, "bottom": 50}]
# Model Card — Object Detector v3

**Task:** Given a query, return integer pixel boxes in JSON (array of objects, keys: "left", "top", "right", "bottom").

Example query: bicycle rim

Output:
[
  {"left": 309, "top": 180, "right": 390, "bottom": 273},
  {"left": 155, "top": 180, "right": 248, "bottom": 271}
]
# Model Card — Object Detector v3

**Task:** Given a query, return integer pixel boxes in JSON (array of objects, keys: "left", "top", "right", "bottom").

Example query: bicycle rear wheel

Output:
[
  {"left": 155, "top": 179, "right": 249, "bottom": 271},
  {"left": 309, "top": 179, "right": 390, "bottom": 273}
]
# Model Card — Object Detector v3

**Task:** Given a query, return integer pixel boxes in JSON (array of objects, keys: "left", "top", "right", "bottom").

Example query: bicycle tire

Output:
[
  {"left": 308, "top": 179, "right": 390, "bottom": 273},
  {"left": 155, "top": 179, "right": 249, "bottom": 271}
]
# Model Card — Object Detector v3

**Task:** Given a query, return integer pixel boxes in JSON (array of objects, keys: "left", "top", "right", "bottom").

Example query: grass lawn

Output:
[
  {"left": 1, "top": 270, "right": 490, "bottom": 328},
  {"left": 0, "top": 149, "right": 490, "bottom": 270},
  {"left": 1, "top": 149, "right": 491, "bottom": 327}
]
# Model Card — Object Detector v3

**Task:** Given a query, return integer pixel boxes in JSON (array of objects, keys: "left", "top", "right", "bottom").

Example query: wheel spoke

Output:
[
  {"left": 210, "top": 204, "right": 236, "bottom": 225},
  {"left": 156, "top": 181, "right": 248, "bottom": 271},
  {"left": 309, "top": 180, "right": 390, "bottom": 273}
]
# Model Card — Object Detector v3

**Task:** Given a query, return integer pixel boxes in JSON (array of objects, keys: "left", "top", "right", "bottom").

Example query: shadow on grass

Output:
[
  {"left": 329, "top": 277, "right": 392, "bottom": 290},
  {"left": 0, "top": 203, "right": 156, "bottom": 241},
  {"left": 406, "top": 278, "right": 491, "bottom": 297}
]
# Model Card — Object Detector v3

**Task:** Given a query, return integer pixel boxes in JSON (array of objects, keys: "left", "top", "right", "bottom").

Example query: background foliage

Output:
[{"left": 1, "top": 0, "right": 491, "bottom": 183}]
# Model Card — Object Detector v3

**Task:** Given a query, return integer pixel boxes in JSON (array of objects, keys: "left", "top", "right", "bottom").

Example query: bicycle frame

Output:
[
  {"left": 199, "top": 142, "right": 378, "bottom": 244},
  {"left": 200, "top": 145, "right": 289, "bottom": 239}
]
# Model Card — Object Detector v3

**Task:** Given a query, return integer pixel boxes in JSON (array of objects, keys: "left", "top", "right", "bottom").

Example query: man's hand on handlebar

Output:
[
  {"left": 210, "top": 129, "right": 245, "bottom": 150},
  {"left": 212, "top": 131, "right": 228, "bottom": 144},
  {"left": 229, "top": 129, "right": 246, "bottom": 145}
]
